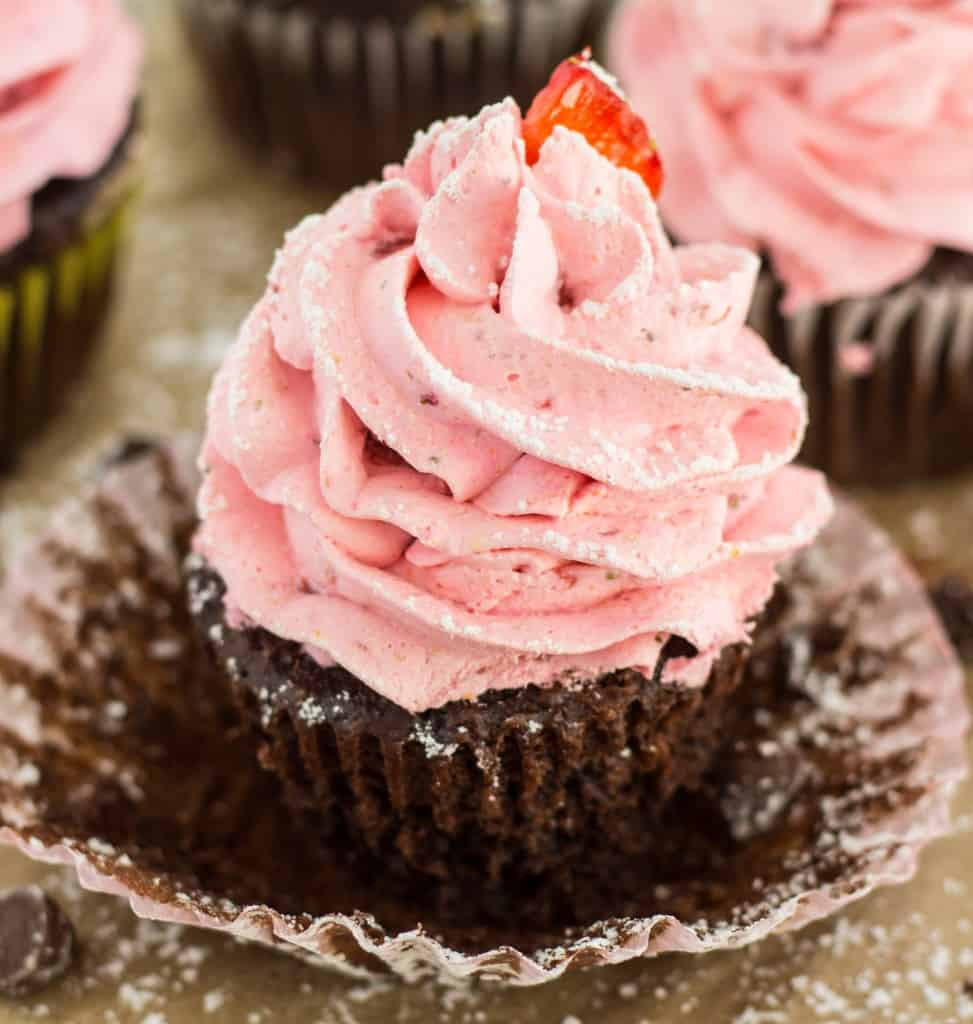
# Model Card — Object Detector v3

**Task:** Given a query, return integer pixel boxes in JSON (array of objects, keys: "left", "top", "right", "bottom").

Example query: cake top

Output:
[
  {"left": 195, "top": 54, "right": 832, "bottom": 712},
  {"left": 610, "top": 0, "right": 973, "bottom": 309},
  {"left": 0, "top": 0, "right": 141, "bottom": 253}
]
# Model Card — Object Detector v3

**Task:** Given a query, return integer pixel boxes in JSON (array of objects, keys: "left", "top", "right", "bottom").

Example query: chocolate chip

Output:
[
  {"left": 0, "top": 887, "right": 77, "bottom": 998},
  {"left": 929, "top": 575, "right": 973, "bottom": 662}
]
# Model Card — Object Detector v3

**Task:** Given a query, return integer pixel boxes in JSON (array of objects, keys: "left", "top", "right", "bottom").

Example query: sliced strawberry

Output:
[{"left": 523, "top": 49, "right": 664, "bottom": 198}]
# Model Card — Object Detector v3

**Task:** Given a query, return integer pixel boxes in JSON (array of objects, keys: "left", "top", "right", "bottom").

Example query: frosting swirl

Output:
[
  {"left": 0, "top": 0, "right": 141, "bottom": 253},
  {"left": 610, "top": 0, "right": 973, "bottom": 310},
  {"left": 196, "top": 100, "right": 832, "bottom": 713}
]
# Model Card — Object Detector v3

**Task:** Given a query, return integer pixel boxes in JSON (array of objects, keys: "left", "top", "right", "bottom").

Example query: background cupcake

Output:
[
  {"left": 190, "top": 58, "right": 832, "bottom": 913},
  {"left": 178, "top": 0, "right": 614, "bottom": 188},
  {"left": 0, "top": 0, "right": 142, "bottom": 471},
  {"left": 609, "top": 0, "right": 973, "bottom": 484}
]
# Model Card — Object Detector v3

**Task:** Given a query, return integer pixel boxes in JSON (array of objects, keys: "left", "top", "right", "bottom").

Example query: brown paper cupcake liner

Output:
[
  {"left": 750, "top": 257, "right": 973, "bottom": 485},
  {"left": 178, "top": 0, "right": 614, "bottom": 188},
  {"left": 0, "top": 124, "right": 141, "bottom": 472},
  {"left": 188, "top": 576, "right": 747, "bottom": 888},
  {"left": 0, "top": 440, "right": 966, "bottom": 984}
]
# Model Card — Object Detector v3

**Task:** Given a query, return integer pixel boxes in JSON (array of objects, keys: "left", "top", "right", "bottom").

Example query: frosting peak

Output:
[
  {"left": 0, "top": 0, "right": 141, "bottom": 253},
  {"left": 610, "top": 0, "right": 973, "bottom": 309},
  {"left": 197, "top": 100, "right": 832, "bottom": 713}
]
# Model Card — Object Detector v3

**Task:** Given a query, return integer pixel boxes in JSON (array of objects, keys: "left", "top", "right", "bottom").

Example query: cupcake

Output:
[
  {"left": 609, "top": 1, "right": 973, "bottom": 484},
  {"left": 0, "top": 0, "right": 142, "bottom": 471},
  {"left": 190, "top": 53, "right": 834, "bottom": 903},
  {"left": 177, "top": 0, "right": 615, "bottom": 188}
]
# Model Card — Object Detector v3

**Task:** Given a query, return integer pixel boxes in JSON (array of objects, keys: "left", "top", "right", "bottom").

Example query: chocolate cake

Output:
[{"left": 190, "top": 562, "right": 748, "bottom": 887}]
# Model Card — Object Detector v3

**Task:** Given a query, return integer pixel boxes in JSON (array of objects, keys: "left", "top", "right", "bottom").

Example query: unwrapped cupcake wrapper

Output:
[
  {"left": 0, "top": 440, "right": 966, "bottom": 984},
  {"left": 750, "top": 269, "right": 973, "bottom": 485},
  {"left": 190, "top": 574, "right": 747, "bottom": 891},
  {"left": 0, "top": 185, "right": 136, "bottom": 471},
  {"left": 178, "top": 0, "right": 614, "bottom": 187}
]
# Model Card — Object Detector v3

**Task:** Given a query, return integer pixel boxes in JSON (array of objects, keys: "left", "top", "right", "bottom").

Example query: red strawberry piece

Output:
[{"left": 523, "top": 49, "right": 664, "bottom": 198}]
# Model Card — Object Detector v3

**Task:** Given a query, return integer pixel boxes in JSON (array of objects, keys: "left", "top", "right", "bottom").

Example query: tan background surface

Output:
[{"left": 1, "top": 4, "right": 973, "bottom": 1021}]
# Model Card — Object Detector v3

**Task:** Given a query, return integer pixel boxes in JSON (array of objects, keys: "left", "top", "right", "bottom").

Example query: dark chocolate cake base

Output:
[
  {"left": 189, "top": 566, "right": 748, "bottom": 890},
  {"left": 0, "top": 440, "right": 965, "bottom": 981},
  {"left": 750, "top": 247, "right": 973, "bottom": 485}
]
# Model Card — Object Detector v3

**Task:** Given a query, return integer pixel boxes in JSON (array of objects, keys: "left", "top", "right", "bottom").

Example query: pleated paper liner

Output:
[
  {"left": 750, "top": 255, "right": 973, "bottom": 485},
  {"left": 0, "top": 440, "right": 966, "bottom": 985},
  {"left": 178, "top": 0, "right": 614, "bottom": 188},
  {"left": 0, "top": 189, "right": 136, "bottom": 473}
]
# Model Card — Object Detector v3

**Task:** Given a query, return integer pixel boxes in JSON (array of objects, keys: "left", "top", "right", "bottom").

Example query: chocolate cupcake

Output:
[
  {"left": 191, "top": 58, "right": 833, "bottom": 897},
  {"left": 609, "top": 1, "right": 973, "bottom": 484},
  {"left": 0, "top": 1, "right": 142, "bottom": 471},
  {"left": 177, "top": 0, "right": 614, "bottom": 188}
]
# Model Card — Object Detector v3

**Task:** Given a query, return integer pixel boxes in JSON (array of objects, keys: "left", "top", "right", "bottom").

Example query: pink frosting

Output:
[
  {"left": 196, "top": 99, "right": 833, "bottom": 713},
  {"left": 0, "top": 0, "right": 141, "bottom": 253},
  {"left": 609, "top": 1, "right": 973, "bottom": 310}
]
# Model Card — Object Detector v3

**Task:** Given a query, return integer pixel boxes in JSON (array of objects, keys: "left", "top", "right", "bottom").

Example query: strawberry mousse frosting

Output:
[
  {"left": 196, "top": 99, "right": 833, "bottom": 714},
  {"left": 0, "top": 0, "right": 141, "bottom": 253},
  {"left": 610, "top": 0, "right": 973, "bottom": 311}
]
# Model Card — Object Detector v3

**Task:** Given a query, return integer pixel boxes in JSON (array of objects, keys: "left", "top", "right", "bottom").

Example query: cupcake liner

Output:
[
  {"left": 189, "top": 575, "right": 747, "bottom": 887},
  {"left": 0, "top": 440, "right": 966, "bottom": 985},
  {"left": 750, "top": 267, "right": 973, "bottom": 485},
  {"left": 0, "top": 175, "right": 138, "bottom": 471},
  {"left": 178, "top": 0, "right": 614, "bottom": 188}
]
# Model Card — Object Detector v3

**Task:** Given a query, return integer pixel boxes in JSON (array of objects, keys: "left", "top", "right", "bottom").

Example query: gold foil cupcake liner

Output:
[
  {"left": 750, "top": 271, "right": 973, "bottom": 484},
  {"left": 0, "top": 441, "right": 966, "bottom": 984},
  {"left": 179, "top": 0, "right": 614, "bottom": 188},
  {"left": 0, "top": 191, "right": 136, "bottom": 470}
]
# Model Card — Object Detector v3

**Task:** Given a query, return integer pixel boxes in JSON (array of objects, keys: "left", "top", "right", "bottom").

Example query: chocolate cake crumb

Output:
[
  {"left": 0, "top": 887, "right": 77, "bottom": 998},
  {"left": 930, "top": 575, "right": 973, "bottom": 661}
]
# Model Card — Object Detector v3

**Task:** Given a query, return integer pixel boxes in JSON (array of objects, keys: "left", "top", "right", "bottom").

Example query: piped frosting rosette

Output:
[
  {"left": 609, "top": 0, "right": 973, "bottom": 310},
  {"left": 0, "top": 0, "right": 141, "bottom": 252},
  {"left": 196, "top": 99, "right": 832, "bottom": 713}
]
